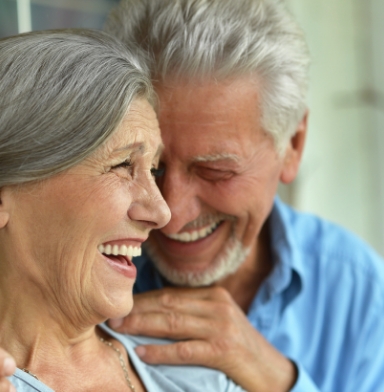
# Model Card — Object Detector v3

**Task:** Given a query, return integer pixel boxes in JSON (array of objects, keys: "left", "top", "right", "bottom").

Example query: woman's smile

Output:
[{"left": 98, "top": 239, "right": 147, "bottom": 279}]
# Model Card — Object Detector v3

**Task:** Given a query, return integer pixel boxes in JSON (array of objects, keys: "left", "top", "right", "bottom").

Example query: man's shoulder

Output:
[
  {"left": 276, "top": 200, "right": 384, "bottom": 298},
  {"left": 278, "top": 199, "right": 381, "bottom": 259}
]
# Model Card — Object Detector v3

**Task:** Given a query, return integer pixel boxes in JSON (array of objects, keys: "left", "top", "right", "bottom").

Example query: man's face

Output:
[{"left": 145, "top": 77, "right": 294, "bottom": 286}]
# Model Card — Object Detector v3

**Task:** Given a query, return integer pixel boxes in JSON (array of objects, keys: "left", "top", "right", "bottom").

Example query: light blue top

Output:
[
  {"left": 9, "top": 324, "right": 244, "bottom": 392},
  {"left": 134, "top": 198, "right": 384, "bottom": 392}
]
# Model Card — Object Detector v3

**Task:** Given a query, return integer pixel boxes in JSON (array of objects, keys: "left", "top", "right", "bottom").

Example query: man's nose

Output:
[{"left": 158, "top": 168, "right": 201, "bottom": 234}]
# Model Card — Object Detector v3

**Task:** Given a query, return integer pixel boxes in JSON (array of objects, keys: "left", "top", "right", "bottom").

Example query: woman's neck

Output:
[
  {"left": 0, "top": 272, "right": 100, "bottom": 372},
  {"left": 0, "top": 271, "right": 148, "bottom": 391}
]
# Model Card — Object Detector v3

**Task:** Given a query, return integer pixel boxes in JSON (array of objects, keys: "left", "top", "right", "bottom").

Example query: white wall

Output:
[
  {"left": 370, "top": 0, "right": 384, "bottom": 255},
  {"left": 280, "top": 0, "right": 384, "bottom": 255}
]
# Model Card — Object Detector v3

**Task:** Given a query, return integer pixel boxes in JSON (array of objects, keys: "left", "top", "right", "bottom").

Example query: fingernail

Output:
[
  {"left": 135, "top": 346, "right": 146, "bottom": 358},
  {"left": 3, "top": 357, "right": 16, "bottom": 375},
  {"left": 108, "top": 318, "right": 123, "bottom": 329}
]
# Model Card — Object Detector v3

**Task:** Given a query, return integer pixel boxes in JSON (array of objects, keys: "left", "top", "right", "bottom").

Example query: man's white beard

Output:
[{"left": 143, "top": 233, "right": 250, "bottom": 287}]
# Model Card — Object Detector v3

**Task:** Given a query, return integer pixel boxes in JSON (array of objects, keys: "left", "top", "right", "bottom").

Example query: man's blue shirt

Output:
[{"left": 134, "top": 198, "right": 384, "bottom": 391}]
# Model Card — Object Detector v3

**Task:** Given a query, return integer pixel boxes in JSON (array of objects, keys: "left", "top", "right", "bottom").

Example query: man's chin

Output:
[{"left": 143, "top": 238, "right": 250, "bottom": 287}]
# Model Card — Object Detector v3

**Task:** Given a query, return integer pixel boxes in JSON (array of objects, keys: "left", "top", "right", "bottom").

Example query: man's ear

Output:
[
  {"left": 0, "top": 187, "right": 10, "bottom": 229},
  {"left": 280, "top": 110, "right": 308, "bottom": 184}
]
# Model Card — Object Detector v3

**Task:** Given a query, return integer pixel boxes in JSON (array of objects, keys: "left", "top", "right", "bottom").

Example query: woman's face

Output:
[{"left": 1, "top": 98, "right": 170, "bottom": 325}]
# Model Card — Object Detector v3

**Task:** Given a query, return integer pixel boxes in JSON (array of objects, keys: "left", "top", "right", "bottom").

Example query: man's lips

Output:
[
  {"left": 152, "top": 221, "right": 225, "bottom": 256},
  {"left": 163, "top": 221, "right": 222, "bottom": 243}
]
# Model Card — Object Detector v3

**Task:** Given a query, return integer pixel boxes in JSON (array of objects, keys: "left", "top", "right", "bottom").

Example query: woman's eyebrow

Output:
[
  {"left": 113, "top": 142, "right": 145, "bottom": 154},
  {"left": 113, "top": 142, "right": 164, "bottom": 159},
  {"left": 155, "top": 143, "right": 165, "bottom": 159}
]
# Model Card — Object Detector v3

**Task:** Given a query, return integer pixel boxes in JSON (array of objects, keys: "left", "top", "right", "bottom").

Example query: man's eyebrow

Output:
[{"left": 192, "top": 153, "right": 240, "bottom": 163}]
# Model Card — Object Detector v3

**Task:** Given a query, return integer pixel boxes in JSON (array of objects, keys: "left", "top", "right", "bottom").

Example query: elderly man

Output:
[{"left": 102, "top": 0, "right": 384, "bottom": 391}]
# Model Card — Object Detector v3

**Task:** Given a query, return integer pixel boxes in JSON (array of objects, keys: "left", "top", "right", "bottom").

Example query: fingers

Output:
[
  {"left": 130, "top": 286, "right": 235, "bottom": 314},
  {"left": 0, "top": 351, "right": 16, "bottom": 392},
  {"left": 108, "top": 286, "right": 242, "bottom": 339},
  {"left": 120, "top": 308, "right": 219, "bottom": 339},
  {"left": 109, "top": 288, "right": 212, "bottom": 331},
  {"left": 0, "top": 353, "right": 16, "bottom": 377},
  {"left": 0, "top": 378, "right": 16, "bottom": 392},
  {"left": 134, "top": 340, "right": 219, "bottom": 368}
]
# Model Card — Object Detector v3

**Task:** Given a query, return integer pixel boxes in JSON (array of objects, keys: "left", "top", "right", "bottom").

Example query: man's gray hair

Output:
[
  {"left": 105, "top": 0, "right": 310, "bottom": 152},
  {"left": 0, "top": 29, "right": 153, "bottom": 187}
]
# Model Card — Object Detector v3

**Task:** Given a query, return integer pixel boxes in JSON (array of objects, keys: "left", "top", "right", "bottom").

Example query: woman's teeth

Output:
[
  {"left": 165, "top": 222, "right": 220, "bottom": 243},
  {"left": 98, "top": 244, "right": 141, "bottom": 258}
]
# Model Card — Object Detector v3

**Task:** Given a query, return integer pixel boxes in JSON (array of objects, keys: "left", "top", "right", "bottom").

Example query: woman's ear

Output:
[
  {"left": 279, "top": 110, "right": 308, "bottom": 184},
  {"left": 0, "top": 188, "right": 10, "bottom": 229}
]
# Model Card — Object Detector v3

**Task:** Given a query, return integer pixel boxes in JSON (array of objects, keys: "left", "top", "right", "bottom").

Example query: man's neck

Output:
[{"left": 217, "top": 223, "right": 273, "bottom": 312}]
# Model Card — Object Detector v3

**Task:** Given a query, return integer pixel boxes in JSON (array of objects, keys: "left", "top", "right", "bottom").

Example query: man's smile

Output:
[{"left": 163, "top": 221, "right": 222, "bottom": 243}]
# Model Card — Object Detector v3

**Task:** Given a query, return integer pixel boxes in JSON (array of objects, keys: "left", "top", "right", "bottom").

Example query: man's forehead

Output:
[{"left": 156, "top": 78, "right": 261, "bottom": 129}]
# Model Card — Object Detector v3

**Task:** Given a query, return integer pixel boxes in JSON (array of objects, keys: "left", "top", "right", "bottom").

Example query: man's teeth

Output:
[
  {"left": 166, "top": 222, "right": 220, "bottom": 243},
  {"left": 98, "top": 244, "right": 141, "bottom": 258}
]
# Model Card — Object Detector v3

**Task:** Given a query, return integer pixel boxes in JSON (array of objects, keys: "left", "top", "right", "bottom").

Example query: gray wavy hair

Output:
[
  {"left": 105, "top": 0, "right": 310, "bottom": 153},
  {"left": 0, "top": 29, "right": 153, "bottom": 187}
]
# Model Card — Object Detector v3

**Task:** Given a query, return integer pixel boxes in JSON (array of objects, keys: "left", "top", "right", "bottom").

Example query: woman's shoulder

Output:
[
  {"left": 9, "top": 369, "right": 54, "bottom": 392},
  {"left": 128, "top": 336, "right": 245, "bottom": 392},
  {"left": 101, "top": 324, "right": 245, "bottom": 392}
]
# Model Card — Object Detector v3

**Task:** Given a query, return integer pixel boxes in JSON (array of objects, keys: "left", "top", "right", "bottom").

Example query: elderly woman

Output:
[{"left": 0, "top": 30, "right": 245, "bottom": 392}]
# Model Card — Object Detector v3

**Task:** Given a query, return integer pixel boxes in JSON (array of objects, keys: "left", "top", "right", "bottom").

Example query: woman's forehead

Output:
[{"left": 99, "top": 101, "right": 162, "bottom": 159}]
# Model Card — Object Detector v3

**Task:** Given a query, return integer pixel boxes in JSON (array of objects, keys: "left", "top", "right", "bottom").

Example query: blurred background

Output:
[{"left": 0, "top": 0, "right": 383, "bottom": 256}]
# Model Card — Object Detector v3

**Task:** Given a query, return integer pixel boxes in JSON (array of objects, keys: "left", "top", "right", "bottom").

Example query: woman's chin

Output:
[{"left": 91, "top": 295, "right": 133, "bottom": 324}]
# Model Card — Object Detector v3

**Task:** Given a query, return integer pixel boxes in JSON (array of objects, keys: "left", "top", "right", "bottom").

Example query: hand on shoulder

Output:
[{"left": 0, "top": 348, "right": 16, "bottom": 392}]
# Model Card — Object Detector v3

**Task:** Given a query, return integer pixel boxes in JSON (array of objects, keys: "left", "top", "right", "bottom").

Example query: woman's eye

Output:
[
  {"left": 150, "top": 167, "right": 165, "bottom": 177},
  {"left": 111, "top": 159, "right": 133, "bottom": 174}
]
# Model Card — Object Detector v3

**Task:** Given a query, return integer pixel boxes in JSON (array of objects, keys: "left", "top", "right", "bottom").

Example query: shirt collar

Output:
[{"left": 265, "top": 196, "right": 304, "bottom": 304}]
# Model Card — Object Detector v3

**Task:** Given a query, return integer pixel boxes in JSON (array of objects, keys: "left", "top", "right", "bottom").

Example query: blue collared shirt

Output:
[{"left": 134, "top": 198, "right": 384, "bottom": 391}]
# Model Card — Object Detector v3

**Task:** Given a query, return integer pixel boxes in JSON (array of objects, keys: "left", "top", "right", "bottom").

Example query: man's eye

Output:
[
  {"left": 196, "top": 167, "right": 233, "bottom": 182},
  {"left": 151, "top": 167, "right": 165, "bottom": 177}
]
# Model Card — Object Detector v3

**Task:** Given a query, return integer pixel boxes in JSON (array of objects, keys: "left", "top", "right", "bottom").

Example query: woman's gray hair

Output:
[
  {"left": 0, "top": 29, "right": 153, "bottom": 187},
  {"left": 105, "top": 0, "right": 310, "bottom": 153}
]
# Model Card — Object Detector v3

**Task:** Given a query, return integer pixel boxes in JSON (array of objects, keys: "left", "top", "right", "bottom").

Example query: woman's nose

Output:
[{"left": 127, "top": 176, "right": 171, "bottom": 229}]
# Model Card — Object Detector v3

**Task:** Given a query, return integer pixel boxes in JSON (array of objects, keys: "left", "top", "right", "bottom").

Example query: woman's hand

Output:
[{"left": 0, "top": 349, "right": 16, "bottom": 392}]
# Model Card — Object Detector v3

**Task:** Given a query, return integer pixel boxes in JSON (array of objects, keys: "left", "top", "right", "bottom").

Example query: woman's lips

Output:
[
  {"left": 102, "top": 254, "right": 137, "bottom": 279},
  {"left": 98, "top": 243, "right": 142, "bottom": 258},
  {"left": 98, "top": 240, "right": 143, "bottom": 279}
]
